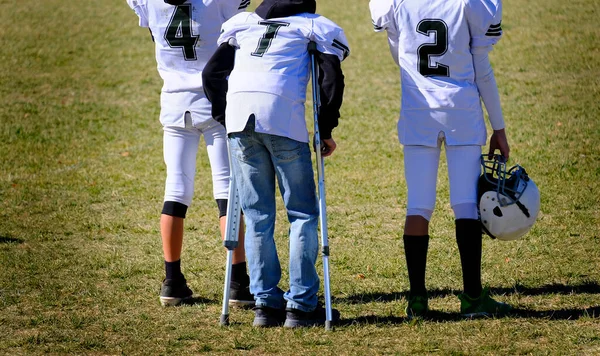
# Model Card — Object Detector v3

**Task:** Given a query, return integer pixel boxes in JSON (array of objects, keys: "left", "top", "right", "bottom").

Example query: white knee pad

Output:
[
  {"left": 163, "top": 126, "right": 200, "bottom": 206},
  {"left": 407, "top": 208, "right": 434, "bottom": 221},
  {"left": 446, "top": 145, "right": 481, "bottom": 216},
  {"left": 202, "top": 124, "right": 230, "bottom": 200},
  {"left": 404, "top": 145, "right": 440, "bottom": 214},
  {"left": 452, "top": 203, "right": 479, "bottom": 220}
]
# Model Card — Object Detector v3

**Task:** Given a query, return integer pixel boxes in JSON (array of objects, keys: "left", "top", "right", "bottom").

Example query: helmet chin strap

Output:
[{"left": 164, "top": 0, "right": 187, "bottom": 5}]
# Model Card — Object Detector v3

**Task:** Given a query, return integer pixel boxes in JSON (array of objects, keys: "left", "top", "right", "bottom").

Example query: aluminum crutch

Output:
[
  {"left": 220, "top": 143, "right": 243, "bottom": 326},
  {"left": 308, "top": 41, "right": 333, "bottom": 331}
]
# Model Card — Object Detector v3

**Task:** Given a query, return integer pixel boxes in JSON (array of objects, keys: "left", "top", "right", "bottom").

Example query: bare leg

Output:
[
  {"left": 219, "top": 215, "right": 246, "bottom": 264},
  {"left": 161, "top": 214, "right": 184, "bottom": 262}
]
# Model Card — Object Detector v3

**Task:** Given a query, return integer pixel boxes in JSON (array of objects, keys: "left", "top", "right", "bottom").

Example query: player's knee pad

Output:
[
  {"left": 406, "top": 208, "right": 434, "bottom": 221},
  {"left": 452, "top": 202, "right": 478, "bottom": 220},
  {"left": 164, "top": 172, "right": 195, "bottom": 207},
  {"left": 216, "top": 199, "right": 227, "bottom": 218},
  {"left": 162, "top": 201, "right": 188, "bottom": 219}
]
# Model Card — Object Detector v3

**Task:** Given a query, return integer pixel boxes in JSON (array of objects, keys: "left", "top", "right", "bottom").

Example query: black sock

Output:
[
  {"left": 456, "top": 219, "right": 483, "bottom": 298},
  {"left": 165, "top": 259, "right": 183, "bottom": 281},
  {"left": 403, "top": 235, "right": 429, "bottom": 296},
  {"left": 231, "top": 262, "right": 249, "bottom": 284}
]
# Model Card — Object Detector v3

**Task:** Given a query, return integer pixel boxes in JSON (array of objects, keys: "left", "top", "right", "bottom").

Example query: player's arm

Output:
[
  {"left": 473, "top": 51, "right": 509, "bottom": 159},
  {"left": 369, "top": 0, "right": 399, "bottom": 66},
  {"left": 220, "top": 0, "right": 251, "bottom": 21},
  {"left": 203, "top": 40, "right": 236, "bottom": 127},
  {"left": 311, "top": 19, "right": 350, "bottom": 157},
  {"left": 469, "top": 0, "right": 509, "bottom": 159},
  {"left": 315, "top": 52, "right": 345, "bottom": 143}
]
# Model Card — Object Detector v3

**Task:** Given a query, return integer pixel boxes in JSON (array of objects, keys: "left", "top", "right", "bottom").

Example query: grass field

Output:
[{"left": 1, "top": 0, "right": 599, "bottom": 354}]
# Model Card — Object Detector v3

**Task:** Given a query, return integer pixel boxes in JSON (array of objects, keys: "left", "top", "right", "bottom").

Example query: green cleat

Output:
[
  {"left": 458, "top": 288, "right": 512, "bottom": 318},
  {"left": 405, "top": 294, "right": 429, "bottom": 319}
]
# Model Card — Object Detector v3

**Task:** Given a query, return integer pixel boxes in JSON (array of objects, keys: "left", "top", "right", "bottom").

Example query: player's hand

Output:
[
  {"left": 488, "top": 129, "right": 510, "bottom": 160},
  {"left": 314, "top": 136, "right": 337, "bottom": 157},
  {"left": 321, "top": 138, "right": 336, "bottom": 157}
]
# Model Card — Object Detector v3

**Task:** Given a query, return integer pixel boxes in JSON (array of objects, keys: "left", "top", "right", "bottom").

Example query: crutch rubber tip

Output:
[
  {"left": 325, "top": 320, "right": 333, "bottom": 331},
  {"left": 220, "top": 314, "right": 230, "bottom": 326}
]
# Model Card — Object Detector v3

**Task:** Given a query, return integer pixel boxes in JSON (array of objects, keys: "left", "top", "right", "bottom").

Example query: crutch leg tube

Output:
[
  {"left": 309, "top": 41, "right": 333, "bottom": 330},
  {"left": 220, "top": 143, "right": 243, "bottom": 326}
]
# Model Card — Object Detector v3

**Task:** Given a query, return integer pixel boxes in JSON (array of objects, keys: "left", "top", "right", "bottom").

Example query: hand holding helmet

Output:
[
  {"left": 477, "top": 155, "right": 541, "bottom": 241},
  {"left": 488, "top": 129, "right": 510, "bottom": 160}
]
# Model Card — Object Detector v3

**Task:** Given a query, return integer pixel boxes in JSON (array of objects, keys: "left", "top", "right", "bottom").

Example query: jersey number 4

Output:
[
  {"left": 417, "top": 19, "right": 449, "bottom": 77},
  {"left": 165, "top": 5, "right": 199, "bottom": 61}
]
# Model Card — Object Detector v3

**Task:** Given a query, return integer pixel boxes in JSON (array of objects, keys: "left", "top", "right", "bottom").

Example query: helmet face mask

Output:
[{"left": 478, "top": 155, "right": 541, "bottom": 241}]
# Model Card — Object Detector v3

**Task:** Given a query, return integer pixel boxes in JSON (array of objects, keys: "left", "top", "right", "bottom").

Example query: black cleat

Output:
[
  {"left": 252, "top": 306, "right": 286, "bottom": 327},
  {"left": 283, "top": 305, "right": 340, "bottom": 328},
  {"left": 229, "top": 280, "right": 255, "bottom": 307},
  {"left": 159, "top": 278, "right": 193, "bottom": 307}
]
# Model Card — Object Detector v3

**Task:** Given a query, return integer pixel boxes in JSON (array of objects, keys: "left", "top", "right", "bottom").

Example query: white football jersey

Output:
[
  {"left": 127, "top": 0, "right": 249, "bottom": 127},
  {"left": 217, "top": 12, "right": 349, "bottom": 143},
  {"left": 370, "top": 0, "right": 502, "bottom": 147}
]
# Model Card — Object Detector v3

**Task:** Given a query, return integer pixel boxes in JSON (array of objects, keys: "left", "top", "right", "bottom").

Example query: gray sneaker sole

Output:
[
  {"left": 229, "top": 299, "right": 255, "bottom": 308},
  {"left": 160, "top": 296, "right": 191, "bottom": 307}
]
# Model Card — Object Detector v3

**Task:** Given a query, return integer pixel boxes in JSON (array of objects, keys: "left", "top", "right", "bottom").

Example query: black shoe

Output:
[
  {"left": 252, "top": 306, "right": 286, "bottom": 327},
  {"left": 159, "top": 278, "right": 193, "bottom": 306},
  {"left": 283, "top": 305, "right": 340, "bottom": 328},
  {"left": 229, "top": 280, "right": 255, "bottom": 307}
]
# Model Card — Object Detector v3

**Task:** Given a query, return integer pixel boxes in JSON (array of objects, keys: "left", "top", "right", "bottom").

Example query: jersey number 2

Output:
[
  {"left": 165, "top": 5, "right": 199, "bottom": 61},
  {"left": 417, "top": 19, "right": 449, "bottom": 77}
]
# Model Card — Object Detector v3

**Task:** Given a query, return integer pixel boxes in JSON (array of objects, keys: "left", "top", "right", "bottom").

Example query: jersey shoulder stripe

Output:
[{"left": 238, "top": 0, "right": 250, "bottom": 10}]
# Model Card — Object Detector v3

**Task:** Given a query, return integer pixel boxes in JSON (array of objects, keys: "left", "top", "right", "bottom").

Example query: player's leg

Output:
[
  {"left": 229, "top": 117, "right": 285, "bottom": 327},
  {"left": 159, "top": 124, "right": 200, "bottom": 306},
  {"left": 203, "top": 122, "right": 253, "bottom": 306},
  {"left": 263, "top": 135, "right": 330, "bottom": 328},
  {"left": 447, "top": 145, "right": 482, "bottom": 297},
  {"left": 447, "top": 145, "right": 511, "bottom": 317},
  {"left": 402, "top": 144, "right": 440, "bottom": 318}
]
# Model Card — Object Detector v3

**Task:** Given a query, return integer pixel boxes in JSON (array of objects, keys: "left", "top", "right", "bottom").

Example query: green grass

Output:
[{"left": 1, "top": 0, "right": 599, "bottom": 354}]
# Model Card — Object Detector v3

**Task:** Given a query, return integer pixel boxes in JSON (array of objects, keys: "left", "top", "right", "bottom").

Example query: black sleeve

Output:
[
  {"left": 202, "top": 42, "right": 236, "bottom": 127},
  {"left": 315, "top": 52, "right": 345, "bottom": 140}
]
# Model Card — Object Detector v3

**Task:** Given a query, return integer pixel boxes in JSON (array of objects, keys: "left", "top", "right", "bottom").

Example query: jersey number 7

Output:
[{"left": 251, "top": 21, "right": 290, "bottom": 57}]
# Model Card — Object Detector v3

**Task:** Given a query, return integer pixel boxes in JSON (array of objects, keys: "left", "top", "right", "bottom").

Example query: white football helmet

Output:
[{"left": 478, "top": 155, "right": 541, "bottom": 241}]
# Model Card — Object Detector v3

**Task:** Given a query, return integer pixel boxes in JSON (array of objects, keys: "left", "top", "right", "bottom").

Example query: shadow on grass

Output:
[
  {"left": 336, "top": 281, "right": 600, "bottom": 305},
  {"left": 336, "top": 282, "right": 600, "bottom": 325},
  {"left": 338, "top": 306, "right": 600, "bottom": 326},
  {"left": 179, "top": 296, "right": 216, "bottom": 306},
  {"left": 0, "top": 236, "right": 24, "bottom": 244}
]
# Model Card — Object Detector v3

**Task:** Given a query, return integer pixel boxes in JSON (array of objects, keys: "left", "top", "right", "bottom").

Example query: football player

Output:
[
  {"left": 370, "top": 0, "right": 512, "bottom": 318},
  {"left": 203, "top": 0, "right": 348, "bottom": 327},
  {"left": 126, "top": 0, "right": 253, "bottom": 307}
]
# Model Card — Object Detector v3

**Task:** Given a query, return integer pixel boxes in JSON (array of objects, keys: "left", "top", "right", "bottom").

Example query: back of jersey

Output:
[
  {"left": 371, "top": 0, "right": 502, "bottom": 146},
  {"left": 127, "top": 0, "right": 248, "bottom": 93},
  {"left": 218, "top": 12, "right": 349, "bottom": 142}
]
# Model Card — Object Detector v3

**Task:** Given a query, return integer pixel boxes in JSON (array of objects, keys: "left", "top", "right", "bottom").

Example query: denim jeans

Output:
[{"left": 229, "top": 117, "right": 320, "bottom": 312}]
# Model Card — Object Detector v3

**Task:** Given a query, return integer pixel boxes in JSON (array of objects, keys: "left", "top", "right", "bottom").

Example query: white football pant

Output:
[
  {"left": 403, "top": 133, "right": 481, "bottom": 221},
  {"left": 163, "top": 113, "right": 229, "bottom": 207}
]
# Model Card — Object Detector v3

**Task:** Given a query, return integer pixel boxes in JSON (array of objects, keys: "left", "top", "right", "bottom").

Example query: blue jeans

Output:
[{"left": 229, "top": 117, "right": 320, "bottom": 312}]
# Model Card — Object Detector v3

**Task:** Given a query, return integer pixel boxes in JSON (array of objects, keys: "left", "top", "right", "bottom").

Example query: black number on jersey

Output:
[
  {"left": 164, "top": 5, "right": 199, "bottom": 61},
  {"left": 251, "top": 21, "right": 290, "bottom": 57},
  {"left": 416, "top": 19, "right": 450, "bottom": 77}
]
